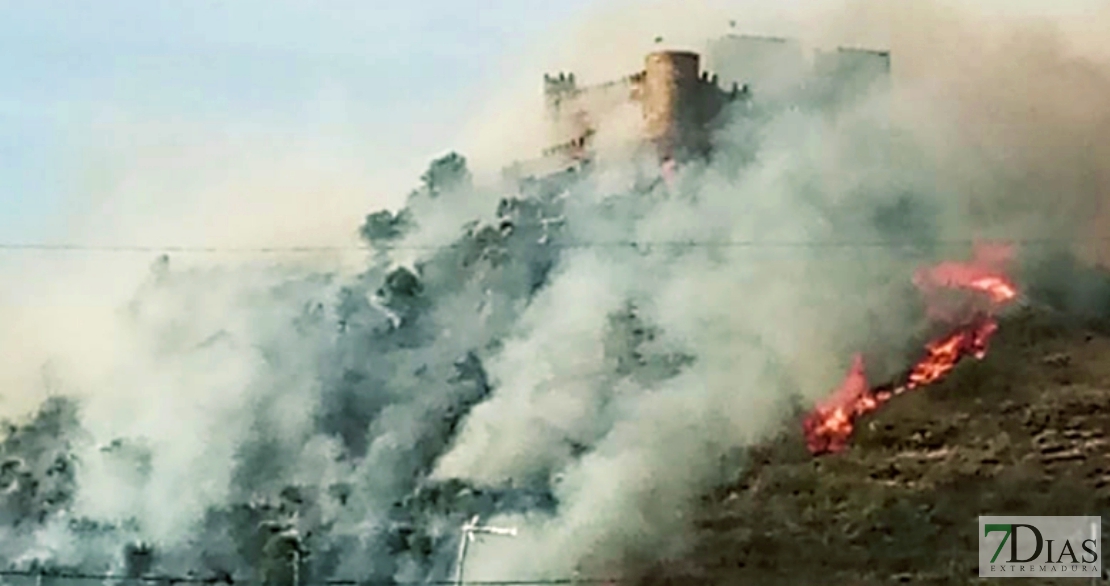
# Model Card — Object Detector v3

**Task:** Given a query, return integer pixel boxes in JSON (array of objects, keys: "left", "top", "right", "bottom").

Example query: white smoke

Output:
[{"left": 1, "top": 0, "right": 1108, "bottom": 584}]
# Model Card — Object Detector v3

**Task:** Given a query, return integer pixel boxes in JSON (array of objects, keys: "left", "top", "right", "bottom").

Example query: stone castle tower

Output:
[
  {"left": 502, "top": 35, "right": 890, "bottom": 182},
  {"left": 534, "top": 50, "right": 741, "bottom": 172},
  {"left": 640, "top": 50, "right": 719, "bottom": 160}
]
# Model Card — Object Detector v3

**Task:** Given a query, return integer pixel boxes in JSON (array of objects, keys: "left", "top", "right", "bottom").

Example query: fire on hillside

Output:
[{"left": 804, "top": 243, "right": 1019, "bottom": 455}]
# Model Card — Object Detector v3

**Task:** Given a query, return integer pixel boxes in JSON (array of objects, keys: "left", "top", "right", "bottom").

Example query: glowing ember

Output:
[{"left": 803, "top": 243, "right": 1019, "bottom": 455}]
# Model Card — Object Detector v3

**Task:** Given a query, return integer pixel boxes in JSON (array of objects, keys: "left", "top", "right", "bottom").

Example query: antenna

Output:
[
  {"left": 453, "top": 515, "right": 518, "bottom": 586},
  {"left": 292, "top": 549, "right": 300, "bottom": 586}
]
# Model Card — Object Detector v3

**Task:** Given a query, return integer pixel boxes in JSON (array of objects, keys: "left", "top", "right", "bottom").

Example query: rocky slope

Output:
[{"left": 645, "top": 307, "right": 1110, "bottom": 585}]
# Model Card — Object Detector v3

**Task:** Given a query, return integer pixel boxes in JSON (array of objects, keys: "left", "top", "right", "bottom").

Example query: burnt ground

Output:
[{"left": 644, "top": 307, "right": 1110, "bottom": 585}]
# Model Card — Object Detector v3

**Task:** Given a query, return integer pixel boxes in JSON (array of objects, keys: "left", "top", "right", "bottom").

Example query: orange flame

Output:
[
  {"left": 904, "top": 318, "right": 997, "bottom": 388},
  {"left": 804, "top": 354, "right": 875, "bottom": 454},
  {"left": 803, "top": 243, "right": 1019, "bottom": 455}
]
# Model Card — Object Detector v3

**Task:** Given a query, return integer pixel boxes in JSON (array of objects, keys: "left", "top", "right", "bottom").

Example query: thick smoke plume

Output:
[{"left": 2, "top": 0, "right": 1109, "bottom": 584}]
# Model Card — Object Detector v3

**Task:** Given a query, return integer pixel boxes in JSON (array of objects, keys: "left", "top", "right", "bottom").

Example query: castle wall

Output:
[
  {"left": 501, "top": 152, "right": 583, "bottom": 183},
  {"left": 539, "top": 50, "right": 742, "bottom": 166},
  {"left": 521, "top": 36, "right": 887, "bottom": 178},
  {"left": 545, "top": 75, "right": 642, "bottom": 146},
  {"left": 706, "top": 34, "right": 807, "bottom": 103},
  {"left": 811, "top": 47, "right": 891, "bottom": 107}
]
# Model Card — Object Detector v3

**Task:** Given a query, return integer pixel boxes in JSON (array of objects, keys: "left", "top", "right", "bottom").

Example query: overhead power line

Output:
[
  {"left": 0, "top": 236, "right": 1097, "bottom": 255},
  {"left": 0, "top": 569, "right": 620, "bottom": 585}
]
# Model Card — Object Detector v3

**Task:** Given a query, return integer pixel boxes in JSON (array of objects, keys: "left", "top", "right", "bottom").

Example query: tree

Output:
[
  {"left": 358, "top": 152, "right": 470, "bottom": 244},
  {"left": 359, "top": 209, "right": 413, "bottom": 244},
  {"left": 418, "top": 152, "right": 471, "bottom": 198}
]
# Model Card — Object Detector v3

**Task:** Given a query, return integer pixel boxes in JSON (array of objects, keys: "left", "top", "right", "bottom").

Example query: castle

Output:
[{"left": 503, "top": 33, "right": 890, "bottom": 182}]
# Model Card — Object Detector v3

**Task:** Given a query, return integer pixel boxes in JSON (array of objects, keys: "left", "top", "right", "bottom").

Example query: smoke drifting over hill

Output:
[{"left": 2, "top": 1, "right": 1109, "bottom": 584}]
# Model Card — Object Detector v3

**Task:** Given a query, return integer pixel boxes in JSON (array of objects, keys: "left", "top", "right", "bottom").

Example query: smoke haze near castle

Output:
[{"left": 0, "top": 0, "right": 1109, "bottom": 583}]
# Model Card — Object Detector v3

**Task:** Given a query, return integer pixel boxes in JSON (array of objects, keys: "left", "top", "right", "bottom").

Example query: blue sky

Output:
[
  {"left": 0, "top": 1, "right": 601, "bottom": 244},
  {"left": 3, "top": 0, "right": 1104, "bottom": 248}
]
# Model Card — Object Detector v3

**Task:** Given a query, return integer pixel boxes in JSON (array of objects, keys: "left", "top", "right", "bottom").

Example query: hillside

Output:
[{"left": 642, "top": 306, "right": 1110, "bottom": 585}]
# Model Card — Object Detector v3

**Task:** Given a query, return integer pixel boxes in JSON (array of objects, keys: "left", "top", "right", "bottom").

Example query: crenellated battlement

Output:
[
  {"left": 541, "top": 129, "right": 595, "bottom": 158},
  {"left": 834, "top": 46, "right": 890, "bottom": 58},
  {"left": 540, "top": 50, "right": 739, "bottom": 163},
  {"left": 543, "top": 72, "right": 578, "bottom": 98},
  {"left": 544, "top": 72, "right": 644, "bottom": 109},
  {"left": 696, "top": 70, "right": 748, "bottom": 98},
  {"left": 514, "top": 32, "right": 891, "bottom": 181},
  {"left": 814, "top": 46, "right": 891, "bottom": 72}
]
